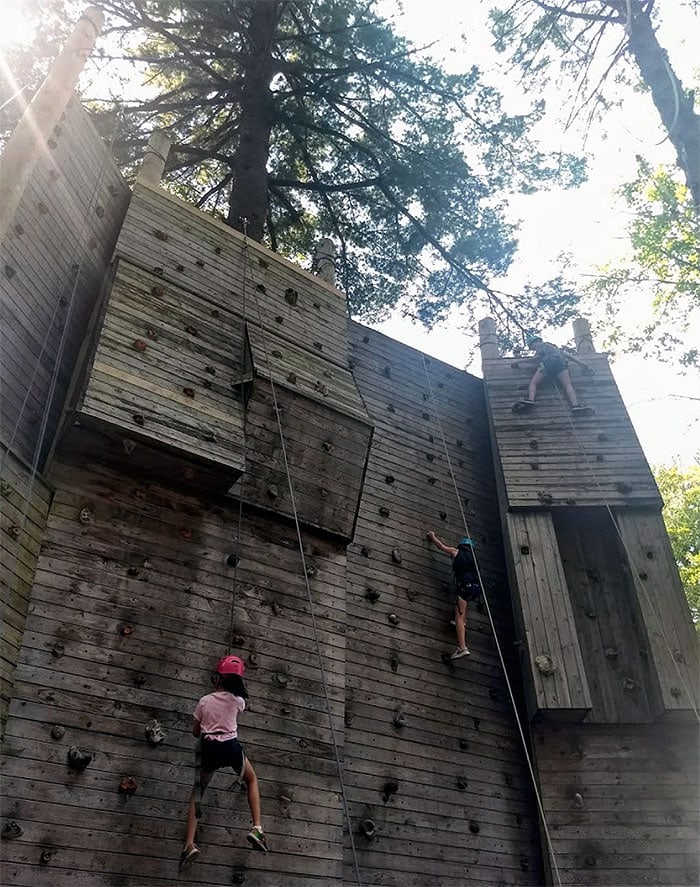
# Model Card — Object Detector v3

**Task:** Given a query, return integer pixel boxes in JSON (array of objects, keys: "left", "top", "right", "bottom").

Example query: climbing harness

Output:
[
  {"left": 242, "top": 234, "right": 364, "bottom": 886},
  {"left": 421, "top": 353, "right": 564, "bottom": 887}
]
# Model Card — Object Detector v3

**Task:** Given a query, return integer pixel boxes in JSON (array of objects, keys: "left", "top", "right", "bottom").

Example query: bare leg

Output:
[
  {"left": 528, "top": 369, "right": 546, "bottom": 402},
  {"left": 185, "top": 771, "right": 213, "bottom": 848},
  {"left": 557, "top": 369, "right": 579, "bottom": 406},
  {"left": 455, "top": 598, "right": 467, "bottom": 650},
  {"left": 243, "top": 758, "right": 262, "bottom": 828}
]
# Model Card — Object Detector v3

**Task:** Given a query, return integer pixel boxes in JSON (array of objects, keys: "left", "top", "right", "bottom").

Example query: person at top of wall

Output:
[
  {"left": 521, "top": 336, "right": 590, "bottom": 412},
  {"left": 179, "top": 655, "right": 267, "bottom": 872},
  {"left": 427, "top": 531, "right": 481, "bottom": 659}
]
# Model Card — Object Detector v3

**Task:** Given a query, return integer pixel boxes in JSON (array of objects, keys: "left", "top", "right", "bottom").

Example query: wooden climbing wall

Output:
[
  {"left": 0, "top": 97, "right": 130, "bottom": 466},
  {"left": 0, "top": 447, "right": 52, "bottom": 733},
  {"left": 343, "top": 328, "right": 544, "bottom": 886},
  {"left": 533, "top": 723, "right": 699, "bottom": 885}
]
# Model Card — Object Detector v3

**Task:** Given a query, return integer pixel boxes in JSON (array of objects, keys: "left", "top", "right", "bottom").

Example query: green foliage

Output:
[
  {"left": 586, "top": 160, "right": 699, "bottom": 368},
  {"left": 5, "top": 0, "right": 585, "bottom": 325},
  {"left": 654, "top": 463, "right": 700, "bottom": 627}
]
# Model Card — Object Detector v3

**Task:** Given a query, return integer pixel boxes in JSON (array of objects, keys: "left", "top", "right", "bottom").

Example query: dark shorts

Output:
[
  {"left": 199, "top": 737, "right": 245, "bottom": 778},
  {"left": 455, "top": 582, "right": 481, "bottom": 604},
  {"left": 540, "top": 355, "right": 567, "bottom": 377}
]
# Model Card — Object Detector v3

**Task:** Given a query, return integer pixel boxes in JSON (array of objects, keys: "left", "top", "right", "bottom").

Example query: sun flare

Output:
[{"left": 0, "top": 0, "right": 35, "bottom": 52}]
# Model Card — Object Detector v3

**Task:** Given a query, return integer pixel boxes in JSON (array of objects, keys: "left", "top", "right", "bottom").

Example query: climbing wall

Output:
[
  {"left": 343, "top": 328, "right": 545, "bottom": 886},
  {"left": 0, "top": 97, "right": 130, "bottom": 466}
]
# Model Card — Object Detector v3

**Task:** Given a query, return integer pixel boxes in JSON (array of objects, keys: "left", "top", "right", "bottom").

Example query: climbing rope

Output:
[
  {"left": 0, "top": 112, "right": 121, "bottom": 630},
  {"left": 241, "top": 233, "right": 363, "bottom": 886},
  {"left": 555, "top": 382, "right": 700, "bottom": 722},
  {"left": 420, "top": 353, "right": 564, "bottom": 887}
]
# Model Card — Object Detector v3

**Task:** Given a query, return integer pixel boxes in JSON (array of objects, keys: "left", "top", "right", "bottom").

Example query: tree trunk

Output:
[
  {"left": 626, "top": 4, "right": 700, "bottom": 210},
  {"left": 227, "top": 0, "right": 284, "bottom": 241}
]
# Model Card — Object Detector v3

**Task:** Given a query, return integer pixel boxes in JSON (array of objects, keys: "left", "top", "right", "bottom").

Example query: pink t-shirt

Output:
[{"left": 194, "top": 690, "right": 245, "bottom": 741}]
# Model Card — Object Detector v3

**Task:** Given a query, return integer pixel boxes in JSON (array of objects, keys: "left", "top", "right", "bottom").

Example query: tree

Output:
[
  {"left": 21, "top": 0, "right": 581, "bottom": 326},
  {"left": 654, "top": 463, "right": 700, "bottom": 627},
  {"left": 585, "top": 159, "right": 699, "bottom": 368},
  {"left": 489, "top": 1, "right": 700, "bottom": 210}
]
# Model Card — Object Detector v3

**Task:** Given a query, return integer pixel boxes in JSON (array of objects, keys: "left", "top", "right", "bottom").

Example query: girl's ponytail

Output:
[{"left": 219, "top": 672, "right": 249, "bottom": 699}]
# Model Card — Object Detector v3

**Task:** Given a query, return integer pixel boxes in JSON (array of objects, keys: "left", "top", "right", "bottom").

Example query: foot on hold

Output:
[
  {"left": 247, "top": 826, "right": 268, "bottom": 853},
  {"left": 178, "top": 845, "right": 200, "bottom": 872},
  {"left": 512, "top": 400, "right": 535, "bottom": 414},
  {"left": 571, "top": 404, "right": 593, "bottom": 415},
  {"left": 450, "top": 646, "right": 471, "bottom": 660}
]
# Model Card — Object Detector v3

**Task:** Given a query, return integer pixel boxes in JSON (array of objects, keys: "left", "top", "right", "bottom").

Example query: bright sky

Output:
[{"left": 1, "top": 0, "right": 697, "bottom": 466}]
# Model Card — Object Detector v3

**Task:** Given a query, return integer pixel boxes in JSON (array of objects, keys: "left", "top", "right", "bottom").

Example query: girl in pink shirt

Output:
[{"left": 179, "top": 655, "right": 266, "bottom": 870}]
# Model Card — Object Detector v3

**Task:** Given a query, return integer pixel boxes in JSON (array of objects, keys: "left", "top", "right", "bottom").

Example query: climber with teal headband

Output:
[{"left": 427, "top": 532, "right": 481, "bottom": 659}]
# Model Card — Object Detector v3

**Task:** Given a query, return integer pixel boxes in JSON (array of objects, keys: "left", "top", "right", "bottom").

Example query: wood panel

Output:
[
  {"left": 615, "top": 509, "right": 699, "bottom": 717},
  {"left": 504, "top": 511, "right": 592, "bottom": 721},
  {"left": 482, "top": 355, "right": 662, "bottom": 510},
  {"left": 533, "top": 723, "right": 700, "bottom": 886},
  {"left": 0, "top": 447, "right": 52, "bottom": 732},
  {"left": 72, "top": 258, "right": 246, "bottom": 486},
  {"left": 0, "top": 98, "right": 130, "bottom": 467}
]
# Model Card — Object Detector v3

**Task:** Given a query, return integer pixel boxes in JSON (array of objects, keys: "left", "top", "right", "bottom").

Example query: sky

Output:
[{"left": 1, "top": 0, "right": 697, "bottom": 467}]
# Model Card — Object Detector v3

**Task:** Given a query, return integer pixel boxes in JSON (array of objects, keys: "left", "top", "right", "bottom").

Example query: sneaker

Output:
[
  {"left": 450, "top": 647, "right": 471, "bottom": 659},
  {"left": 178, "top": 845, "right": 199, "bottom": 872},
  {"left": 246, "top": 826, "right": 268, "bottom": 852},
  {"left": 520, "top": 399, "right": 535, "bottom": 405},
  {"left": 571, "top": 404, "right": 589, "bottom": 412}
]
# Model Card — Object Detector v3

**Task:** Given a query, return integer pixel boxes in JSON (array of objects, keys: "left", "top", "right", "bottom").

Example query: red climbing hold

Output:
[{"left": 118, "top": 776, "right": 138, "bottom": 795}]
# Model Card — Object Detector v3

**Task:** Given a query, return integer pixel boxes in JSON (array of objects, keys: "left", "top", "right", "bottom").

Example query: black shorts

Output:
[
  {"left": 540, "top": 355, "right": 567, "bottom": 376},
  {"left": 199, "top": 737, "right": 245, "bottom": 778},
  {"left": 455, "top": 582, "right": 481, "bottom": 604}
]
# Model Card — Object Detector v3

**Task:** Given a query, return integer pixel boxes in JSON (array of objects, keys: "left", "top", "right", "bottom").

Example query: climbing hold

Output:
[
  {"left": 123, "top": 439, "right": 136, "bottom": 455},
  {"left": 247, "top": 653, "right": 259, "bottom": 669},
  {"left": 360, "top": 546, "right": 370, "bottom": 557},
  {"left": 279, "top": 795, "right": 292, "bottom": 817},
  {"left": 95, "top": 205, "right": 105, "bottom": 218},
  {"left": 284, "top": 287, "right": 298, "bottom": 305},
  {"left": 365, "top": 589, "right": 380, "bottom": 603},
  {"left": 195, "top": 259, "right": 205, "bottom": 267},
  {"left": 504, "top": 772, "right": 513, "bottom": 786},
  {"left": 150, "top": 285, "right": 165, "bottom": 297},
  {"left": 456, "top": 777, "right": 468, "bottom": 790},
  {"left": 274, "top": 315, "right": 283, "bottom": 323},
  {"left": 388, "top": 614, "right": 400, "bottom": 626},
  {"left": 271, "top": 349, "right": 283, "bottom": 358},
  {"left": 670, "top": 686, "right": 682, "bottom": 699},
  {"left": 127, "top": 565, "right": 140, "bottom": 577},
  {"left": 179, "top": 528, "right": 192, "bottom": 540},
  {"left": 286, "top": 372, "right": 297, "bottom": 384},
  {"left": 7, "top": 525, "right": 21, "bottom": 540},
  {"left": 596, "top": 454, "right": 604, "bottom": 462},
  {"left": 52, "top": 642, "right": 65, "bottom": 658},
  {"left": 585, "top": 608, "right": 596, "bottom": 619},
  {"left": 122, "top": 624, "right": 135, "bottom": 636},
  {"left": 40, "top": 849, "right": 55, "bottom": 865},
  {"left": 202, "top": 379, "right": 212, "bottom": 389},
  {"left": 427, "top": 477, "right": 436, "bottom": 485},
  {"left": 0, "top": 482, "right": 12, "bottom": 497},
  {"left": 145, "top": 327, "right": 158, "bottom": 341},
  {"left": 520, "top": 545, "right": 529, "bottom": 555},
  {"left": 673, "top": 649, "right": 685, "bottom": 663},
  {"left": 305, "top": 563, "right": 316, "bottom": 578},
  {"left": 3, "top": 265, "right": 16, "bottom": 279},
  {"left": 597, "top": 433, "right": 609, "bottom": 442},
  {"left": 622, "top": 677, "right": 636, "bottom": 692},
  {"left": 345, "top": 712, "right": 354, "bottom": 727},
  {"left": 393, "top": 711, "right": 406, "bottom": 729},
  {"left": 230, "top": 634, "right": 245, "bottom": 647},
  {"left": 51, "top": 725, "right": 65, "bottom": 740},
  {"left": 426, "top": 453, "right": 435, "bottom": 462},
  {"left": 584, "top": 855, "right": 596, "bottom": 867},
  {"left": 145, "top": 720, "right": 166, "bottom": 746},
  {"left": 14, "top": 223, "right": 24, "bottom": 235},
  {"left": 379, "top": 506, "right": 390, "bottom": 518},
  {"left": 226, "top": 552, "right": 240, "bottom": 568},
  {"left": 78, "top": 507, "right": 93, "bottom": 525},
  {"left": 37, "top": 201, "right": 49, "bottom": 214},
  {"left": 535, "top": 654, "right": 556, "bottom": 676},
  {"left": 565, "top": 497, "right": 577, "bottom": 504},
  {"left": 537, "top": 491, "right": 553, "bottom": 505},
  {"left": 183, "top": 387, "right": 195, "bottom": 398},
  {"left": 391, "top": 548, "right": 402, "bottom": 564},
  {"left": 529, "top": 439, "right": 538, "bottom": 450},
  {"left": 638, "top": 571, "right": 648, "bottom": 580},
  {"left": 529, "top": 461, "right": 539, "bottom": 470},
  {"left": 231, "top": 868, "right": 246, "bottom": 884},
  {"left": 382, "top": 780, "right": 399, "bottom": 803},
  {"left": 185, "top": 325, "right": 198, "bottom": 336},
  {"left": 176, "top": 263, "right": 185, "bottom": 272},
  {"left": 469, "top": 821, "right": 480, "bottom": 834},
  {"left": 387, "top": 403, "right": 395, "bottom": 413},
  {"left": 118, "top": 776, "right": 138, "bottom": 795},
  {"left": 2, "top": 820, "right": 23, "bottom": 840},
  {"left": 273, "top": 673, "right": 288, "bottom": 688},
  {"left": 214, "top": 246, "right": 222, "bottom": 255},
  {"left": 520, "top": 856, "right": 529, "bottom": 872},
  {"left": 405, "top": 588, "right": 416, "bottom": 602},
  {"left": 421, "top": 412, "right": 430, "bottom": 420},
  {"left": 605, "top": 648, "right": 618, "bottom": 661},
  {"left": 313, "top": 341, "right": 323, "bottom": 351},
  {"left": 385, "top": 475, "right": 395, "bottom": 485},
  {"left": 322, "top": 441, "right": 334, "bottom": 454},
  {"left": 267, "top": 485, "right": 278, "bottom": 499},
  {"left": 154, "top": 229, "right": 168, "bottom": 241},
  {"left": 359, "top": 819, "right": 376, "bottom": 838},
  {"left": 67, "top": 747, "right": 92, "bottom": 771},
  {"left": 646, "top": 550, "right": 655, "bottom": 560},
  {"left": 390, "top": 657, "right": 398, "bottom": 673},
  {"left": 314, "top": 380, "right": 329, "bottom": 396},
  {"left": 383, "top": 365, "right": 391, "bottom": 378},
  {"left": 573, "top": 792, "right": 585, "bottom": 809},
  {"left": 615, "top": 481, "right": 633, "bottom": 494},
  {"left": 133, "top": 414, "right": 145, "bottom": 426},
  {"left": 458, "top": 738, "right": 469, "bottom": 751}
]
